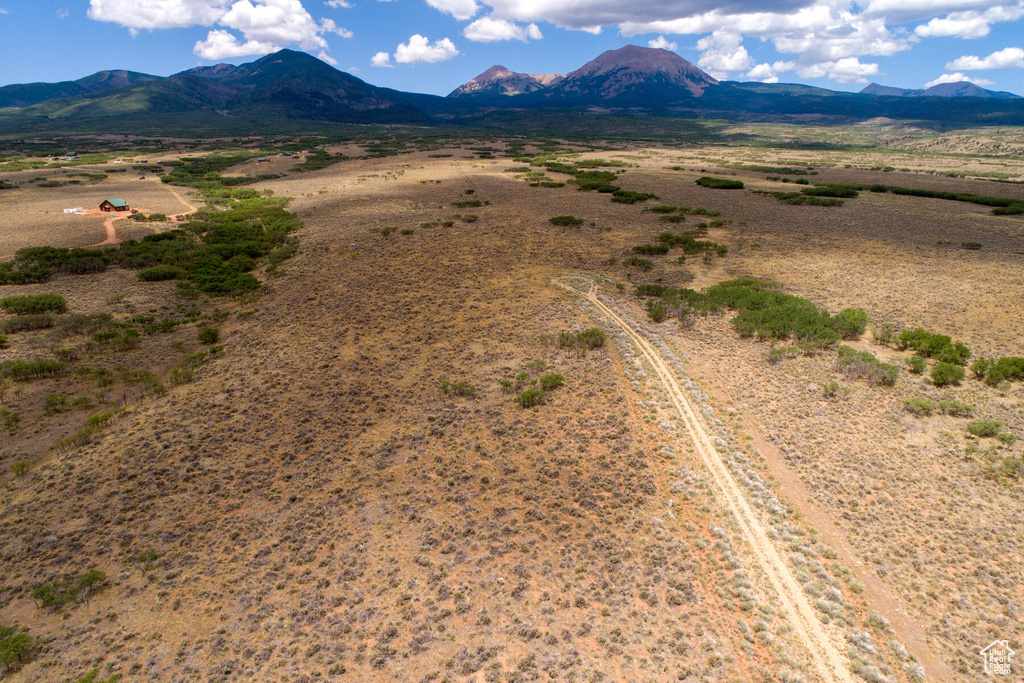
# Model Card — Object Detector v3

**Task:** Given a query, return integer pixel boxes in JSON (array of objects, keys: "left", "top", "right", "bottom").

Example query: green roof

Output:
[{"left": 105, "top": 198, "right": 128, "bottom": 207}]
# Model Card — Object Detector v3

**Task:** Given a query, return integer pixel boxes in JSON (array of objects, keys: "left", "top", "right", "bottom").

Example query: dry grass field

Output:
[
  {"left": 0, "top": 137, "right": 1021, "bottom": 682},
  {"left": 0, "top": 173, "right": 195, "bottom": 255}
]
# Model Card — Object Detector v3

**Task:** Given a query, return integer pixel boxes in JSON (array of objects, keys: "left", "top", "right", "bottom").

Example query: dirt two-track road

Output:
[{"left": 556, "top": 276, "right": 858, "bottom": 683}]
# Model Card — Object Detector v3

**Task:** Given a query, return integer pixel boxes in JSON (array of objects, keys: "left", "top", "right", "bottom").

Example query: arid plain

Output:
[{"left": 0, "top": 134, "right": 1022, "bottom": 682}]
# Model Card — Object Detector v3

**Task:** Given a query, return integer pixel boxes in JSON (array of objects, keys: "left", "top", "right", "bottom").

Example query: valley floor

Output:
[{"left": 1, "top": 142, "right": 1022, "bottom": 682}]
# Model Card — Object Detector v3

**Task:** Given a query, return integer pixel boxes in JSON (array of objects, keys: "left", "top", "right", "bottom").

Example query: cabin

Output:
[
  {"left": 256, "top": 157, "right": 270, "bottom": 163},
  {"left": 99, "top": 198, "right": 130, "bottom": 212}
]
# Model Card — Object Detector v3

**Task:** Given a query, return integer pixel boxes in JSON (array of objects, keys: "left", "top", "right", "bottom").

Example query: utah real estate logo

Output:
[{"left": 980, "top": 639, "right": 1015, "bottom": 676}]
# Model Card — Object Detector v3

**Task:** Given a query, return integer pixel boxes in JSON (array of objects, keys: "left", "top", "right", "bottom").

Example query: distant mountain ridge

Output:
[
  {"left": 1, "top": 51, "right": 436, "bottom": 129},
  {"left": 2, "top": 46, "right": 1024, "bottom": 135},
  {"left": 0, "top": 70, "right": 158, "bottom": 109},
  {"left": 449, "top": 66, "right": 563, "bottom": 97},
  {"left": 451, "top": 46, "right": 719, "bottom": 104},
  {"left": 860, "top": 81, "right": 1021, "bottom": 99}
]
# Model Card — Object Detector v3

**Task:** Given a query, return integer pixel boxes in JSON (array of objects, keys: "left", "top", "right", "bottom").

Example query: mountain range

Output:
[
  {"left": 2, "top": 46, "right": 1023, "bottom": 136},
  {"left": 0, "top": 70, "right": 159, "bottom": 109},
  {"left": 860, "top": 81, "right": 1021, "bottom": 99}
]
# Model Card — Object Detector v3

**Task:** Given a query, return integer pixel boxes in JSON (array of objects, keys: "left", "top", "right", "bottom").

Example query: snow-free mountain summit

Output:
[
  {"left": 448, "top": 66, "right": 563, "bottom": 98},
  {"left": 451, "top": 46, "right": 719, "bottom": 103}
]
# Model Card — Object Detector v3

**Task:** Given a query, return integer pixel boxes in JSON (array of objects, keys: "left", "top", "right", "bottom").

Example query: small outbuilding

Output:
[{"left": 99, "top": 198, "right": 130, "bottom": 212}]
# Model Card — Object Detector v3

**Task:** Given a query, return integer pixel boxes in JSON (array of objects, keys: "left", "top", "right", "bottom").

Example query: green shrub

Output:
[
  {"left": 31, "top": 571, "right": 107, "bottom": 609},
  {"left": 802, "top": 185, "right": 859, "bottom": 198},
  {"left": 984, "top": 357, "right": 1024, "bottom": 386},
  {"left": 514, "top": 388, "right": 545, "bottom": 408},
  {"left": 635, "top": 284, "right": 671, "bottom": 297},
  {"left": 0, "top": 331, "right": 6, "bottom": 349},
  {"left": 0, "top": 293, "right": 67, "bottom": 314},
  {"left": 938, "top": 399, "right": 973, "bottom": 417},
  {"left": 2, "top": 314, "right": 54, "bottom": 333},
  {"left": 931, "top": 362, "right": 965, "bottom": 386},
  {"left": 695, "top": 177, "right": 744, "bottom": 189},
  {"left": 833, "top": 308, "right": 868, "bottom": 339},
  {"left": 539, "top": 373, "right": 564, "bottom": 391},
  {"left": 647, "top": 300, "right": 667, "bottom": 323},
  {"left": 74, "top": 668, "right": 121, "bottom": 683},
  {"left": 761, "top": 191, "right": 844, "bottom": 206},
  {"left": 767, "top": 346, "right": 793, "bottom": 365},
  {"left": 647, "top": 205, "right": 678, "bottom": 213},
  {"left": 0, "top": 625, "right": 33, "bottom": 673},
  {"left": 904, "top": 397, "right": 937, "bottom": 415},
  {"left": 2, "top": 409, "right": 21, "bottom": 431},
  {"left": 577, "top": 328, "right": 606, "bottom": 349},
  {"left": 549, "top": 215, "right": 584, "bottom": 227},
  {"left": 624, "top": 256, "right": 653, "bottom": 270},
  {"left": 1, "top": 358, "right": 65, "bottom": 380},
  {"left": 44, "top": 393, "right": 68, "bottom": 414},
  {"left": 967, "top": 419, "right": 1002, "bottom": 438},
  {"left": 984, "top": 454, "right": 1023, "bottom": 484},
  {"left": 611, "top": 190, "right": 658, "bottom": 204},
  {"left": 558, "top": 328, "right": 606, "bottom": 351},
  {"left": 960, "top": 242, "right": 982, "bottom": 250},
  {"left": 138, "top": 265, "right": 186, "bottom": 281},
  {"left": 970, "top": 358, "right": 992, "bottom": 380},
  {"left": 896, "top": 329, "right": 970, "bottom": 365},
  {"left": 633, "top": 244, "right": 670, "bottom": 255},
  {"left": 441, "top": 380, "right": 476, "bottom": 397},
  {"left": 197, "top": 327, "right": 220, "bottom": 344},
  {"left": 907, "top": 356, "right": 926, "bottom": 374}
]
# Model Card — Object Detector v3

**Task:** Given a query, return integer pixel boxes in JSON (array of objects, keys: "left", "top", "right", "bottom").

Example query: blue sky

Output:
[{"left": 1, "top": 0, "right": 1023, "bottom": 96}]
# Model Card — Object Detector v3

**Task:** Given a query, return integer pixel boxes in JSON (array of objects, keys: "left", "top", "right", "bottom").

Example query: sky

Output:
[{"left": 1, "top": 1, "right": 1023, "bottom": 96}]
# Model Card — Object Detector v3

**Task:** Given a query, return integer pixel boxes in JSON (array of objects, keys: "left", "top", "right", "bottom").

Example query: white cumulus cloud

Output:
[
  {"left": 924, "top": 72, "right": 994, "bottom": 87},
  {"left": 194, "top": 29, "right": 279, "bottom": 58},
  {"left": 746, "top": 62, "right": 781, "bottom": 82},
  {"left": 425, "top": 0, "right": 478, "bottom": 20},
  {"left": 370, "top": 51, "right": 393, "bottom": 67},
  {"left": 795, "top": 56, "right": 879, "bottom": 82},
  {"left": 325, "top": 0, "right": 351, "bottom": 6},
  {"left": 394, "top": 34, "right": 460, "bottom": 63},
  {"left": 463, "top": 16, "right": 541, "bottom": 41},
  {"left": 696, "top": 32, "right": 753, "bottom": 78},
  {"left": 320, "top": 17, "right": 353, "bottom": 37},
  {"left": 88, "top": 0, "right": 228, "bottom": 28},
  {"left": 860, "top": 0, "right": 1004, "bottom": 23},
  {"left": 218, "top": 0, "right": 326, "bottom": 49},
  {"left": 648, "top": 35, "right": 677, "bottom": 50},
  {"left": 915, "top": 5, "right": 1024, "bottom": 39},
  {"left": 947, "top": 46, "right": 1024, "bottom": 69},
  {"left": 89, "top": 0, "right": 349, "bottom": 61}
]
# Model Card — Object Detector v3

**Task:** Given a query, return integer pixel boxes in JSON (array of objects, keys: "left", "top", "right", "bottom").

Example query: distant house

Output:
[
  {"left": 99, "top": 198, "right": 130, "bottom": 212},
  {"left": 256, "top": 157, "right": 270, "bottom": 163}
]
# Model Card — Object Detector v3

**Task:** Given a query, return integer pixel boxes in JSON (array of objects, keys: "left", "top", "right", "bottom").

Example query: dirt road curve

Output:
[{"left": 556, "top": 277, "right": 857, "bottom": 683}]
